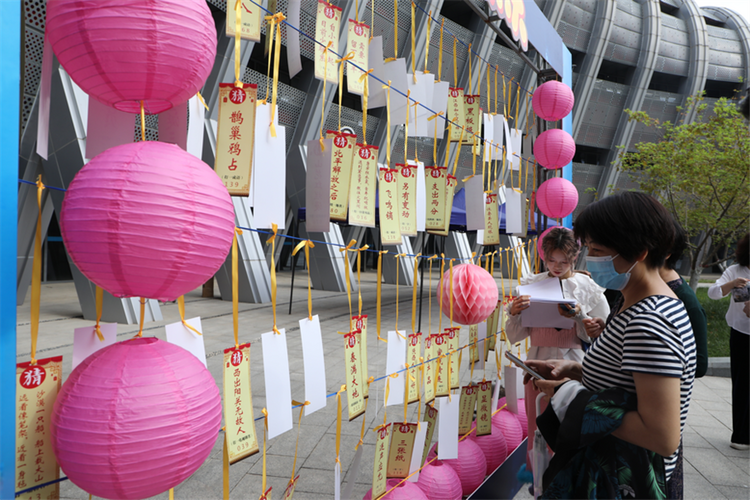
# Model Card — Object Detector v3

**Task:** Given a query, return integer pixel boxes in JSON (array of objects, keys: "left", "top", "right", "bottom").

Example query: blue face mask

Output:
[{"left": 586, "top": 254, "right": 637, "bottom": 290}]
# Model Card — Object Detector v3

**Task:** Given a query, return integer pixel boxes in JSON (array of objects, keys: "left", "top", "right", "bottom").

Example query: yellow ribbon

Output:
[
  {"left": 336, "top": 52, "right": 356, "bottom": 131},
  {"left": 404, "top": 362, "right": 412, "bottom": 421},
  {"left": 356, "top": 244, "right": 369, "bottom": 316},
  {"left": 393, "top": 0, "right": 399, "bottom": 59},
  {"left": 169, "top": 489, "right": 174, "bottom": 500},
  {"left": 395, "top": 253, "right": 408, "bottom": 333},
  {"left": 515, "top": 82, "right": 521, "bottom": 126},
  {"left": 410, "top": 1, "right": 417, "bottom": 82},
  {"left": 424, "top": 10, "right": 431, "bottom": 73},
  {"left": 451, "top": 127, "right": 465, "bottom": 177},
  {"left": 449, "top": 259, "right": 455, "bottom": 326},
  {"left": 93, "top": 286, "right": 104, "bottom": 342},
  {"left": 261, "top": 408, "right": 269, "bottom": 498},
  {"left": 356, "top": 377, "right": 376, "bottom": 449},
  {"left": 336, "top": 385, "right": 346, "bottom": 464},
  {"left": 290, "top": 400, "right": 310, "bottom": 485},
  {"left": 411, "top": 254, "right": 421, "bottom": 334},
  {"left": 139, "top": 101, "right": 146, "bottom": 141},
  {"left": 376, "top": 250, "right": 389, "bottom": 342},
  {"left": 467, "top": 43, "right": 472, "bottom": 94},
  {"left": 413, "top": 101, "right": 420, "bottom": 163},
  {"left": 438, "top": 19, "right": 444, "bottom": 80},
  {"left": 427, "top": 255, "right": 437, "bottom": 337},
  {"left": 494, "top": 66, "right": 499, "bottom": 115},
  {"left": 452, "top": 37, "right": 457, "bottom": 87},
  {"left": 438, "top": 254, "right": 445, "bottom": 334},
  {"left": 196, "top": 91, "right": 209, "bottom": 111},
  {"left": 404, "top": 89, "right": 411, "bottom": 162},
  {"left": 339, "top": 239, "right": 357, "bottom": 324},
  {"left": 223, "top": 432, "right": 230, "bottom": 500},
  {"left": 370, "top": 0, "right": 375, "bottom": 40},
  {"left": 29, "top": 176, "right": 45, "bottom": 364},
  {"left": 359, "top": 69, "right": 374, "bottom": 145},
  {"left": 384, "top": 81, "right": 392, "bottom": 167},
  {"left": 266, "top": 224, "right": 281, "bottom": 334},
  {"left": 233, "top": 228, "right": 243, "bottom": 347},
  {"left": 177, "top": 295, "right": 202, "bottom": 336},
  {"left": 265, "top": 12, "right": 285, "bottom": 137},
  {"left": 502, "top": 75, "right": 508, "bottom": 116},
  {"left": 428, "top": 111, "right": 444, "bottom": 165},
  {"left": 234, "top": 0, "right": 243, "bottom": 88},
  {"left": 134, "top": 297, "right": 146, "bottom": 338},
  {"left": 384, "top": 373, "right": 399, "bottom": 424},
  {"left": 293, "top": 240, "right": 315, "bottom": 320},
  {"left": 320, "top": 41, "right": 333, "bottom": 150}
]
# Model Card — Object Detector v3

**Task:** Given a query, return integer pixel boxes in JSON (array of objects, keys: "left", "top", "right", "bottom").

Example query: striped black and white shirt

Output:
[{"left": 583, "top": 295, "right": 697, "bottom": 480}]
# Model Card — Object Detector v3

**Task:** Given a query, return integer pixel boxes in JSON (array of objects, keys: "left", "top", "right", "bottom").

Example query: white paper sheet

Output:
[
  {"left": 464, "top": 175, "right": 485, "bottom": 231},
  {"left": 159, "top": 102, "right": 188, "bottom": 150},
  {"left": 299, "top": 315, "right": 327, "bottom": 416},
  {"left": 409, "top": 160, "right": 426, "bottom": 232},
  {"left": 385, "top": 330, "right": 407, "bottom": 406},
  {"left": 165, "top": 317, "right": 206, "bottom": 367},
  {"left": 517, "top": 279, "right": 576, "bottom": 329},
  {"left": 343, "top": 445, "right": 364, "bottom": 498},
  {"left": 504, "top": 364, "right": 520, "bottom": 414},
  {"left": 476, "top": 321, "right": 487, "bottom": 372},
  {"left": 492, "top": 115, "right": 506, "bottom": 160},
  {"left": 286, "top": 0, "right": 303, "bottom": 77},
  {"left": 187, "top": 95, "right": 205, "bottom": 160},
  {"left": 382, "top": 59, "right": 410, "bottom": 124},
  {"left": 509, "top": 128, "right": 523, "bottom": 171},
  {"left": 505, "top": 188, "right": 524, "bottom": 234},
  {"left": 427, "top": 81, "right": 450, "bottom": 139},
  {"left": 85, "top": 98, "right": 135, "bottom": 159},
  {"left": 253, "top": 103, "right": 286, "bottom": 229},
  {"left": 36, "top": 36, "right": 53, "bottom": 160},
  {"left": 407, "top": 425, "right": 429, "bottom": 481},
  {"left": 72, "top": 323, "right": 117, "bottom": 370},
  {"left": 334, "top": 461, "right": 341, "bottom": 500},
  {"left": 483, "top": 114, "right": 494, "bottom": 160},
  {"left": 305, "top": 138, "right": 333, "bottom": 232},
  {"left": 366, "top": 37, "right": 386, "bottom": 108},
  {"left": 437, "top": 394, "right": 460, "bottom": 460},
  {"left": 262, "top": 328, "right": 294, "bottom": 439}
]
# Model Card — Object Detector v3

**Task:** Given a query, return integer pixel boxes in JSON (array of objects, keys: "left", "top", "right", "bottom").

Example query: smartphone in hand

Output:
[{"left": 505, "top": 351, "right": 546, "bottom": 380}]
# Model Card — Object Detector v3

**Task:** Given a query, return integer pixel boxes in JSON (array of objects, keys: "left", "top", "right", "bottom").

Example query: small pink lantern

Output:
[
  {"left": 440, "top": 439, "right": 487, "bottom": 496},
  {"left": 363, "top": 478, "right": 428, "bottom": 500},
  {"left": 492, "top": 409, "right": 524, "bottom": 452},
  {"left": 61, "top": 141, "right": 235, "bottom": 302},
  {"left": 532, "top": 81, "right": 575, "bottom": 122},
  {"left": 51, "top": 338, "right": 222, "bottom": 499},
  {"left": 416, "top": 460, "right": 463, "bottom": 500},
  {"left": 536, "top": 177, "right": 579, "bottom": 220},
  {"left": 46, "top": 0, "right": 216, "bottom": 114},
  {"left": 469, "top": 422, "right": 509, "bottom": 475},
  {"left": 534, "top": 129, "right": 576, "bottom": 169},
  {"left": 438, "top": 263, "right": 499, "bottom": 325}
]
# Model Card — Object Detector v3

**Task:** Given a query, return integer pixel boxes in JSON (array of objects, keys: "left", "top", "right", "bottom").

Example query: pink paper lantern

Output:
[
  {"left": 469, "top": 422, "right": 509, "bottom": 475},
  {"left": 536, "top": 177, "right": 579, "bottom": 220},
  {"left": 61, "top": 141, "right": 235, "bottom": 302},
  {"left": 534, "top": 129, "right": 576, "bottom": 169},
  {"left": 416, "top": 460, "right": 463, "bottom": 500},
  {"left": 51, "top": 338, "right": 222, "bottom": 499},
  {"left": 46, "top": 0, "right": 216, "bottom": 114},
  {"left": 532, "top": 81, "right": 575, "bottom": 122},
  {"left": 440, "top": 439, "right": 487, "bottom": 496},
  {"left": 516, "top": 398, "right": 528, "bottom": 438},
  {"left": 438, "top": 263, "right": 499, "bottom": 326},
  {"left": 492, "top": 409, "right": 524, "bottom": 452},
  {"left": 363, "top": 478, "right": 428, "bottom": 500}
]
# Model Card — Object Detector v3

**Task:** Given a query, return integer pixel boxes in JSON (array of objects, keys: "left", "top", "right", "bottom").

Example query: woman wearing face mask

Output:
[
  {"left": 526, "top": 192, "right": 696, "bottom": 499},
  {"left": 505, "top": 227, "right": 610, "bottom": 477}
]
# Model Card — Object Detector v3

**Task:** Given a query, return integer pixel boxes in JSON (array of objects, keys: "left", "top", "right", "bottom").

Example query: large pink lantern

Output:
[
  {"left": 46, "top": 0, "right": 216, "bottom": 114},
  {"left": 536, "top": 177, "right": 579, "bottom": 220},
  {"left": 61, "top": 141, "right": 235, "bottom": 302},
  {"left": 440, "top": 439, "right": 487, "bottom": 496},
  {"left": 438, "top": 264, "right": 499, "bottom": 325},
  {"left": 532, "top": 80, "right": 575, "bottom": 122},
  {"left": 51, "top": 338, "right": 222, "bottom": 499},
  {"left": 363, "top": 478, "right": 428, "bottom": 500},
  {"left": 492, "top": 409, "right": 524, "bottom": 452},
  {"left": 534, "top": 129, "right": 576, "bottom": 169},
  {"left": 469, "top": 422, "right": 509, "bottom": 475},
  {"left": 416, "top": 460, "right": 463, "bottom": 500}
]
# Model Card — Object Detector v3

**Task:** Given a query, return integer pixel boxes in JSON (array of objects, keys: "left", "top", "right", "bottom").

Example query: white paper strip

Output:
[
  {"left": 36, "top": 36, "right": 53, "bottom": 160},
  {"left": 334, "top": 461, "right": 341, "bottom": 500},
  {"left": 165, "top": 317, "right": 206, "bottom": 367},
  {"left": 72, "top": 323, "right": 117, "bottom": 370},
  {"left": 159, "top": 102, "right": 188, "bottom": 150},
  {"left": 427, "top": 81, "right": 450, "bottom": 139},
  {"left": 437, "top": 394, "right": 460, "bottom": 460},
  {"left": 382, "top": 59, "right": 410, "bottom": 124},
  {"left": 85, "top": 98, "right": 135, "bottom": 159},
  {"left": 287, "top": 0, "right": 303, "bottom": 77},
  {"left": 253, "top": 103, "right": 286, "bottom": 229},
  {"left": 492, "top": 115, "right": 506, "bottom": 160},
  {"left": 305, "top": 138, "right": 333, "bottom": 232},
  {"left": 505, "top": 188, "right": 524, "bottom": 234},
  {"left": 366, "top": 37, "right": 386, "bottom": 108},
  {"left": 483, "top": 114, "right": 494, "bottom": 160},
  {"left": 187, "top": 95, "right": 205, "bottom": 160},
  {"left": 385, "top": 330, "right": 407, "bottom": 406},
  {"left": 407, "top": 425, "right": 429, "bottom": 482},
  {"left": 299, "top": 315, "right": 328, "bottom": 416},
  {"left": 476, "top": 321, "right": 487, "bottom": 372},
  {"left": 409, "top": 160, "right": 426, "bottom": 232},
  {"left": 342, "top": 445, "right": 365, "bottom": 498},
  {"left": 504, "top": 364, "right": 520, "bottom": 414},
  {"left": 262, "top": 328, "right": 294, "bottom": 439},
  {"left": 509, "top": 128, "right": 523, "bottom": 171},
  {"left": 464, "top": 175, "right": 485, "bottom": 231}
]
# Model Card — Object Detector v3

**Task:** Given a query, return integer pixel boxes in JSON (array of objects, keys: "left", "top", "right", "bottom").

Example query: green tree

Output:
[{"left": 620, "top": 95, "right": 749, "bottom": 289}]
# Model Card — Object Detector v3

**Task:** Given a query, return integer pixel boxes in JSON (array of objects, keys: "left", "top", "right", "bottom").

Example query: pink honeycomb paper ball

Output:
[{"left": 438, "top": 263, "right": 499, "bottom": 325}]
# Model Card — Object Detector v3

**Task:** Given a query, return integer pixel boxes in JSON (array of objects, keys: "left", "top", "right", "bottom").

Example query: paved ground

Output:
[{"left": 16, "top": 270, "right": 749, "bottom": 499}]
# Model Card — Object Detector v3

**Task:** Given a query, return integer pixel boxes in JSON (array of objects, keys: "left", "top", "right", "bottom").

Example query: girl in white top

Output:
[
  {"left": 505, "top": 227, "right": 610, "bottom": 472},
  {"left": 708, "top": 232, "right": 750, "bottom": 449}
]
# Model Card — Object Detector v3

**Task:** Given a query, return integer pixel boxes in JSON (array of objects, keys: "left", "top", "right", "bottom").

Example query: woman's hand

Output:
[
  {"left": 523, "top": 359, "right": 583, "bottom": 385},
  {"left": 721, "top": 277, "right": 749, "bottom": 296},
  {"left": 533, "top": 378, "right": 571, "bottom": 398},
  {"left": 557, "top": 303, "right": 580, "bottom": 318},
  {"left": 582, "top": 317, "right": 606, "bottom": 338},
  {"left": 510, "top": 295, "right": 531, "bottom": 316}
]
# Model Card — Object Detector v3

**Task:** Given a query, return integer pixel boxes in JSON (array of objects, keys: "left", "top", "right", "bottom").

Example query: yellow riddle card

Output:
[
  {"left": 424, "top": 166, "right": 446, "bottom": 231},
  {"left": 421, "top": 404, "right": 438, "bottom": 465},
  {"left": 283, "top": 476, "right": 299, "bottom": 500},
  {"left": 351, "top": 315, "right": 370, "bottom": 398},
  {"left": 407, "top": 333, "right": 421, "bottom": 404},
  {"left": 372, "top": 423, "right": 392, "bottom": 499},
  {"left": 447, "top": 88, "right": 465, "bottom": 142},
  {"left": 344, "top": 332, "right": 366, "bottom": 420},
  {"left": 378, "top": 168, "right": 402, "bottom": 245},
  {"left": 387, "top": 423, "right": 418, "bottom": 478},
  {"left": 487, "top": 301, "right": 502, "bottom": 353},
  {"left": 423, "top": 334, "right": 436, "bottom": 404},
  {"left": 349, "top": 144, "right": 378, "bottom": 227},
  {"left": 326, "top": 131, "right": 357, "bottom": 221},
  {"left": 476, "top": 381, "right": 493, "bottom": 436},
  {"left": 463, "top": 95, "right": 482, "bottom": 143},
  {"left": 428, "top": 174, "right": 456, "bottom": 237},
  {"left": 15, "top": 356, "right": 62, "bottom": 499},
  {"left": 215, "top": 83, "right": 258, "bottom": 196},
  {"left": 433, "top": 333, "right": 449, "bottom": 398},
  {"left": 225, "top": 0, "right": 261, "bottom": 41},
  {"left": 223, "top": 344, "right": 260, "bottom": 463},
  {"left": 446, "top": 327, "right": 460, "bottom": 390},
  {"left": 396, "top": 164, "right": 418, "bottom": 237},
  {"left": 315, "top": 0, "right": 341, "bottom": 83},
  {"left": 469, "top": 324, "right": 479, "bottom": 365},
  {"left": 346, "top": 20, "right": 370, "bottom": 95},
  {"left": 458, "top": 384, "right": 478, "bottom": 435},
  {"left": 483, "top": 193, "right": 500, "bottom": 245}
]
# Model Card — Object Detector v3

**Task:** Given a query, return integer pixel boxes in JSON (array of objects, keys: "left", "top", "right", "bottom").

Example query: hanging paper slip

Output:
[
  {"left": 424, "top": 166, "right": 446, "bottom": 231},
  {"left": 512, "top": 197, "right": 529, "bottom": 238},
  {"left": 447, "top": 88, "right": 465, "bottom": 142},
  {"left": 72, "top": 323, "right": 116, "bottom": 370},
  {"left": 483, "top": 114, "right": 494, "bottom": 160},
  {"left": 262, "top": 329, "right": 294, "bottom": 439},
  {"left": 314, "top": 0, "right": 341, "bottom": 83},
  {"left": 484, "top": 193, "right": 500, "bottom": 245},
  {"left": 429, "top": 175, "right": 456, "bottom": 236},
  {"left": 475, "top": 381, "right": 493, "bottom": 436},
  {"left": 378, "top": 168, "right": 402, "bottom": 245},
  {"left": 396, "top": 163, "right": 417, "bottom": 237},
  {"left": 407, "top": 333, "right": 421, "bottom": 404},
  {"left": 463, "top": 95, "right": 481, "bottom": 142},
  {"left": 387, "top": 423, "right": 418, "bottom": 478},
  {"left": 344, "top": 331, "right": 366, "bottom": 420},
  {"left": 509, "top": 129, "right": 523, "bottom": 171},
  {"left": 16, "top": 356, "right": 62, "bottom": 499},
  {"left": 326, "top": 131, "right": 356, "bottom": 221},
  {"left": 254, "top": 103, "right": 286, "bottom": 229},
  {"left": 505, "top": 188, "right": 525, "bottom": 235},
  {"left": 407, "top": 425, "right": 429, "bottom": 482},
  {"left": 469, "top": 324, "right": 479, "bottom": 365},
  {"left": 433, "top": 333, "right": 449, "bottom": 398},
  {"left": 346, "top": 20, "right": 370, "bottom": 95},
  {"left": 409, "top": 160, "right": 427, "bottom": 232},
  {"left": 423, "top": 334, "right": 436, "bottom": 404},
  {"left": 306, "top": 138, "right": 333, "bottom": 232},
  {"left": 226, "top": 0, "right": 261, "bottom": 41},
  {"left": 223, "top": 345, "right": 260, "bottom": 463},
  {"left": 215, "top": 83, "right": 258, "bottom": 196},
  {"left": 465, "top": 175, "right": 485, "bottom": 231},
  {"left": 437, "top": 395, "right": 460, "bottom": 459},
  {"left": 349, "top": 145, "right": 378, "bottom": 227},
  {"left": 421, "top": 404, "right": 438, "bottom": 465},
  {"left": 372, "top": 424, "right": 392, "bottom": 499},
  {"left": 458, "top": 384, "right": 478, "bottom": 435},
  {"left": 486, "top": 301, "right": 502, "bottom": 352},
  {"left": 165, "top": 317, "right": 206, "bottom": 367},
  {"left": 351, "top": 315, "right": 370, "bottom": 398},
  {"left": 300, "top": 316, "right": 328, "bottom": 415},
  {"left": 385, "top": 330, "right": 407, "bottom": 406},
  {"left": 445, "top": 328, "right": 460, "bottom": 390},
  {"left": 428, "top": 81, "right": 451, "bottom": 138}
]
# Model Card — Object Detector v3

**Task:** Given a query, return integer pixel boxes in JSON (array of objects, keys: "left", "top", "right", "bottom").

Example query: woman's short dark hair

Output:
[
  {"left": 736, "top": 233, "right": 749, "bottom": 268},
  {"left": 542, "top": 228, "right": 579, "bottom": 263},
  {"left": 665, "top": 220, "right": 688, "bottom": 271},
  {"left": 573, "top": 192, "right": 675, "bottom": 269}
]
